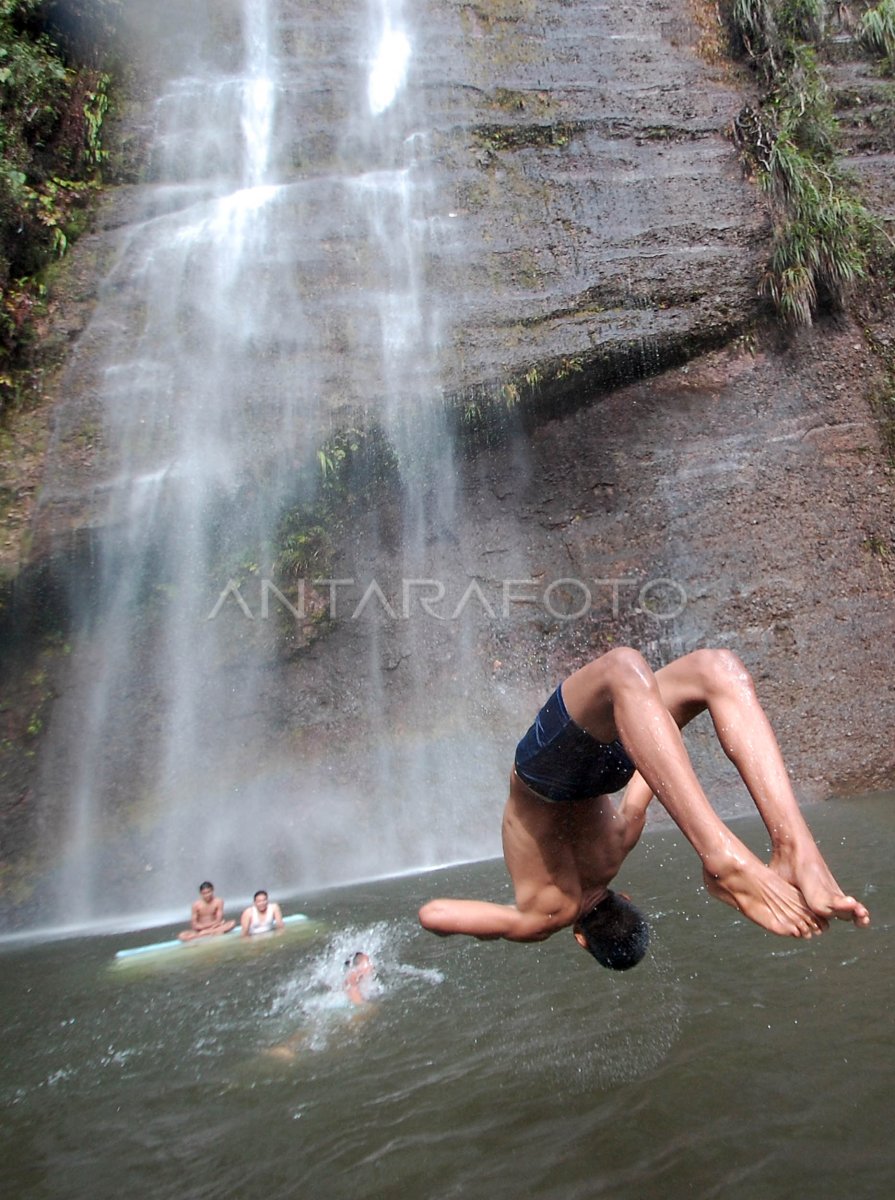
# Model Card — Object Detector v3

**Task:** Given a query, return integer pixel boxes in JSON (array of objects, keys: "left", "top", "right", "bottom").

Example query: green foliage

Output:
[
  {"left": 760, "top": 189, "right": 869, "bottom": 324},
  {"left": 0, "top": 3, "right": 69, "bottom": 177},
  {"left": 774, "top": 43, "right": 836, "bottom": 159},
  {"left": 729, "top": 0, "right": 824, "bottom": 79},
  {"left": 731, "top": 0, "right": 782, "bottom": 77},
  {"left": 1, "top": 0, "right": 115, "bottom": 417},
  {"left": 777, "top": 0, "right": 825, "bottom": 41},
  {"left": 275, "top": 518, "right": 330, "bottom": 582},
  {"left": 860, "top": 0, "right": 895, "bottom": 69},
  {"left": 862, "top": 530, "right": 893, "bottom": 560},
  {"left": 759, "top": 139, "right": 872, "bottom": 326},
  {"left": 82, "top": 72, "right": 111, "bottom": 166},
  {"left": 473, "top": 121, "right": 578, "bottom": 156},
  {"left": 554, "top": 355, "right": 584, "bottom": 382},
  {"left": 730, "top": 1, "right": 876, "bottom": 326},
  {"left": 275, "top": 426, "right": 399, "bottom": 583}
]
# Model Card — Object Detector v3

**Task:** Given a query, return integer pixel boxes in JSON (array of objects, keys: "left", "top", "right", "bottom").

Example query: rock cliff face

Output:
[
  {"left": 414, "top": 0, "right": 769, "bottom": 391},
  {"left": 1, "top": 1, "right": 893, "bottom": 925},
  {"left": 27, "top": 0, "right": 768, "bottom": 544}
]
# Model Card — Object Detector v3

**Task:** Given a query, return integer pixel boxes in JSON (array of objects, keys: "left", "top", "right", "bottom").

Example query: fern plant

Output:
[
  {"left": 730, "top": 0, "right": 876, "bottom": 326},
  {"left": 860, "top": 0, "right": 895, "bottom": 68}
]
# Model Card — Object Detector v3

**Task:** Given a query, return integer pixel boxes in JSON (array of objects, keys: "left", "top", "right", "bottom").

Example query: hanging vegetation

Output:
[
  {"left": 274, "top": 425, "right": 400, "bottom": 585},
  {"left": 728, "top": 0, "right": 877, "bottom": 326},
  {"left": 0, "top": 0, "right": 117, "bottom": 417},
  {"left": 859, "top": 0, "right": 895, "bottom": 67}
]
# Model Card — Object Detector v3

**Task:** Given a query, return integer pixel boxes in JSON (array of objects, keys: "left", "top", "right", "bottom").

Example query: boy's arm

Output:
[
  {"left": 617, "top": 772, "right": 655, "bottom": 853},
  {"left": 419, "top": 898, "right": 556, "bottom": 942}
]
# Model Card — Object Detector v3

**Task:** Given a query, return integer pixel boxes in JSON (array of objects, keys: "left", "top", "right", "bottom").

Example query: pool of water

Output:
[{"left": 1, "top": 794, "right": 891, "bottom": 1200}]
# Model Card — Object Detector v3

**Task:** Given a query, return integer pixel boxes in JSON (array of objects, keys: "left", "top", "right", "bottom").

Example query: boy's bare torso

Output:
[
  {"left": 502, "top": 770, "right": 647, "bottom": 932},
  {"left": 192, "top": 896, "right": 224, "bottom": 929}
]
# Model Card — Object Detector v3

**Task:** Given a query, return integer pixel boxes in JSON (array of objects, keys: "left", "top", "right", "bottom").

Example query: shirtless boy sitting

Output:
[
  {"left": 419, "top": 648, "right": 870, "bottom": 969},
  {"left": 178, "top": 881, "right": 236, "bottom": 941}
]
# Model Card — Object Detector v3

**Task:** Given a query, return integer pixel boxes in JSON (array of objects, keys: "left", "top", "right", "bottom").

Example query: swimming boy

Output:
[
  {"left": 343, "top": 952, "right": 375, "bottom": 1005},
  {"left": 419, "top": 648, "right": 870, "bottom": 968}
]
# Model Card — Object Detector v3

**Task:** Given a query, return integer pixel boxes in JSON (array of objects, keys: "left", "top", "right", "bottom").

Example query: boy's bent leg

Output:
[
  {"left": 563, "top": 649, "right": 825, "bottom": 938},
  {"left": 652, "top": 650, "right": 869, "bottom": 928}
]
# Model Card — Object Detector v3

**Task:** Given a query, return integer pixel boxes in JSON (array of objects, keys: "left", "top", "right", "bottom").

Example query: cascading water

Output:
[{"left": 35, "top": 0, "right": 506, "bottom": 927}]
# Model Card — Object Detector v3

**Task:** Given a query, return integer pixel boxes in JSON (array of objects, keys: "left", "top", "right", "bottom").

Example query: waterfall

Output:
[{"left": 34, "top": 0, "right": 507, "bottom": 926}]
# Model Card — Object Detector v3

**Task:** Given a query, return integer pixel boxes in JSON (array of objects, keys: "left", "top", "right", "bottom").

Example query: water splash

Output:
[{"left": 268, "top": 921, "right": 442, "bottom": 1053}]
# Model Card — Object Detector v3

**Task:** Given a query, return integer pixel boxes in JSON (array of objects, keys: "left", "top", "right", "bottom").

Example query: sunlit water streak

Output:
[{"left": 368, "top": 26, "right": 411, "bottom": 116}]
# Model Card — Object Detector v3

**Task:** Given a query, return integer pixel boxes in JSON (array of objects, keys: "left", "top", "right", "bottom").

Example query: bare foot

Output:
[
  {"left": 702, "top": 857, "right": 825, "bottom": 938},
  {"left": 770, "top": 849, "right": 871, "bottom": 928}
]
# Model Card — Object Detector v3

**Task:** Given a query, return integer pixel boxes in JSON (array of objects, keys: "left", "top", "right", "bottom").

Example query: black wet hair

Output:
[
  {"left": 253, "top": 889, "right": 268, "bottom": 901},
  {"left": 199, "top": 881, "right": 214, "bottom": 891},
  {"left": 574, "top": 891, "right": 650, "bottom": 970}
]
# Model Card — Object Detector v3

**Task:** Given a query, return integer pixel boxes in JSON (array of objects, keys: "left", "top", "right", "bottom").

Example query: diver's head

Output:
[
  {"left": 345, "top": 952, "right": 370, "bottom": 970},
  {"left": 573, "top": 891, "right": 650, "bottom": 970}
]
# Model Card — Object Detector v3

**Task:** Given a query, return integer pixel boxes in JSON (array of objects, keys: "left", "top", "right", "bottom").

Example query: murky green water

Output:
[{"left": 1, "top": 795, "right": 892, "bottom": 1200}]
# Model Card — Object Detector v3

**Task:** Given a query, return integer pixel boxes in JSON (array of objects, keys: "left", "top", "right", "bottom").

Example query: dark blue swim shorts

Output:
[{"left": 514, "top": 683, "right": 635, "bottom": 803}]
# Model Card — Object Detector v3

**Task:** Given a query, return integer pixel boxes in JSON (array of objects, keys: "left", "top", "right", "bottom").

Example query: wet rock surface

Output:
[{"left": 420, "top": 0, "right": 767, "bottom": 388}]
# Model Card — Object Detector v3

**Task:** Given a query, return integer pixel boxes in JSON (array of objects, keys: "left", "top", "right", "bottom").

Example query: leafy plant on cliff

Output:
[
  {"left": 729, "top": 1, "right": 875, "bottom": 326},
  {"left": 731, "top": 0, "right": 824, "bottom": 76},
  {"left": 275, "top": 425, "right": 399, "bottom": 584},
  {"left": 731, "top": 0, "right": 783, "bottom": 75},
  {"left": 1, "top": 0, "right": 115, "bottom": 417},
  {"left": 860, "top": 0, "right": 895, "bottom": 69},
  {"left": 760, "top": 177, "right": 869, "bottom": 324}
]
